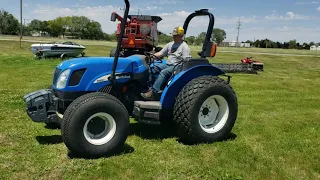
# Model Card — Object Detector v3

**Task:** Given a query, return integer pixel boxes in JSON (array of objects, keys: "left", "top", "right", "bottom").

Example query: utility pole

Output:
[
  {"left": 236, "top": 18, "right": 241, "bottom": 47},
  {"left": 20, "top": 0, "right": 22, "bottom": 48}
]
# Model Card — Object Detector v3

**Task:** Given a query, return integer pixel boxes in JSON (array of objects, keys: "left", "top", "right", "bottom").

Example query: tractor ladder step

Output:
[{"left": 133, "top": 101, "right": 162, "bottom": 125}]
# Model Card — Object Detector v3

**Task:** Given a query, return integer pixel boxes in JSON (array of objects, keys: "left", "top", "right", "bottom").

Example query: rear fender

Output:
[{"left": 160, "top": 64, "right": 225, "bottom": 110}]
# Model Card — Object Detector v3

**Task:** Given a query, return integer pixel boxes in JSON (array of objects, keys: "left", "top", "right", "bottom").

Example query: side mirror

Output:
[
  {"left": 111, "top": 13, "right": 117, "bottom": 22},
  {"left": 203, "top": 42, "right": 217, "bottom": 57}
]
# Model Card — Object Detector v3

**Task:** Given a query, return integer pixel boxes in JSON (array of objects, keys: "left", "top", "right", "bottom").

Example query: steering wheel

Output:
[{"left": 144, "top": 51, "right": 163, "bottom": 65}]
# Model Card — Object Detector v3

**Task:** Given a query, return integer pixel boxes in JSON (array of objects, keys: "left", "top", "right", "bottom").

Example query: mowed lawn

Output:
[{"left": 0, "top": 40, "right": 319, "bottom": 180}]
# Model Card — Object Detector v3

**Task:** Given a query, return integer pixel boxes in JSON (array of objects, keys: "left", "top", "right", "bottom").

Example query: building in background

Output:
[
  {"left": 310, "top": 45, "right": 320, "bottom": 51},
  {"left": 220, "top": 40, "right": 251, "bottom": 48}
]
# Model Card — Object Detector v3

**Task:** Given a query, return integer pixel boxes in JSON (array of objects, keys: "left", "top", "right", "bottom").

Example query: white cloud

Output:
[
  {"left": 21, "top": 3, "right": 320, "bottom": 43},
  {"left": 265, "top": 12, "right": 309, "bottom": 20},
  {"left": 217, "top": 16, "right": 257, "bottom": 24},
  {"left": 317, "top": 6, "right": 320, "bottom": 11},
  {"left": 148, "top": 0, "right": 183, "bottom": 5},
  {"left": 226, "top": 26, "right": 320, "bottom": 43},
  {"left": 295, "top": 1, "right": 319, "bottom": 4},
  {"left": 156, "top": 10, "right": 257, "bottom": 36},
  {"left": 26, "top": 4, "right": 258, "bottom": 37},
  {"left": 27, "top": 4, "right": 163, "bottom": 34}
]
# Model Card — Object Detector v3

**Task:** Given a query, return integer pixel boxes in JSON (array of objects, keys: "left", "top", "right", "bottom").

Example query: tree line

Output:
[
  {"left": 0, "top": 10, "right": 318, "bottom": 49},
  {"left": 159, "top": 28, "right": 227, "bottom": 46},
  {"left": 0, "top": 10, "right": 116, "bottom": 41},
  {"left": 244, "top": 39, "right": 319, "bottom": 50}
]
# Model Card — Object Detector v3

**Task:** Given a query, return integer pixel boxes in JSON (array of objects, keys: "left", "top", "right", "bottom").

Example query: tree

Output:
[
  {"left": 0, "top": 10, "right": 19, "bottom": 35},
  {"left": 158, "top": 34, "right": 171, "bottom": 43},
  {"left": 276, "top": 41, "right": 283, "bottom": 48},
  {"left": 302, "top": 43, "right": 310, "bottom": 49},
  {"left": 185, "top": 36, "right": 196, "bottom": 45},
  {"left": 83, "top": 21, "right": 104, "bottom": 40},
  {"left": 48, "top": 19, "right": 63, "bottom": 37},
  {"left": 212, "top": 28, "right": 226, "bottom": 45},
  {"left": 29, "top": 19, "right": 42, "bottom": 32},
  {"left": 197, "top": 32, "right": 206, "bottom": 43},
  {"left": 245, "top": 40, "right": 253, "bottom": 45},
  {"left": 288, "top": 39, "right": 297, "bottom": 49},
  {"left": 253, "top": 39, "right": 261, "bottom": 47}
]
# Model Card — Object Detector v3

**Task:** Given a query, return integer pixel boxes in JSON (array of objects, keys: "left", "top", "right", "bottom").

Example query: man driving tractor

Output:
[{"left": 141, "top": 26, "right": 192, "bottom": 100}]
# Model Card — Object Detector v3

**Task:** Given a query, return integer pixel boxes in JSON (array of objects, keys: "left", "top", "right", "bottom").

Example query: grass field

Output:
[
  {"left": 1, "top": 35, "right": 320, "bottom": 56},
  {"left": 0, "top": 40, "right": 319, "bottom": 180}
]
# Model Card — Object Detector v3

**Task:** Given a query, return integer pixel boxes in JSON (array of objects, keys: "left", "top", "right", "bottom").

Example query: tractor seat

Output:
[{"left": 176, "top": 58, "right": 210, "bottom": 73}]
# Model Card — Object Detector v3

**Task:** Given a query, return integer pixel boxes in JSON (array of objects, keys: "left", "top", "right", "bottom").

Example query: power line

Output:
[{"left": 236, "top": 18, "right": 241, "bottom": 47}]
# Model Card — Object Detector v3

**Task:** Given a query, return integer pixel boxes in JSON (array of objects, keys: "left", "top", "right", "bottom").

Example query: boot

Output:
[{"left": 141, "top": 90, "right": 155, "bottom": 101}]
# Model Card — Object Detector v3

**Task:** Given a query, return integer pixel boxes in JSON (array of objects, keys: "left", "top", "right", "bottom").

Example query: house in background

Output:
[
  {"left": 310, "top": 45, "right": 320, "bottom": 51},
  {"left": 220, "top": 40, "right": 251, "bottom": 48},
  {"left": 31, "top": 31, "right": 50, "bottom": 37}
]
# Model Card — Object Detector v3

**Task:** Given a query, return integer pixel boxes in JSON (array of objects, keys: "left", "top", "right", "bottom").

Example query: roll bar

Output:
[
  {"left": 182, "top": 9, "right": 215, "bottom": 58},
  {"left": 110, "top": 0, "right": 130, "bottom": 82}
]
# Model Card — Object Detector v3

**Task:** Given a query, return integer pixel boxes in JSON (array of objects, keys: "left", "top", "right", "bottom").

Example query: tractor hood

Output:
[
  {"left": 52, "top": 55, "right": 147, "bottom": 92},
  {"left": 56, "top": 56, "right": 131, "bottom": 70}
]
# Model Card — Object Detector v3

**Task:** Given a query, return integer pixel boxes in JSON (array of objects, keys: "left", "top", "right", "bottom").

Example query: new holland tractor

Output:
[{"left": 23, "top": 0, "right": 238, "bottom": 158}]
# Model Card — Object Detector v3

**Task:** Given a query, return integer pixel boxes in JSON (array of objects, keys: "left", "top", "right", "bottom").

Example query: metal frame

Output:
[
  {"left": 110, "top": 0, "right": 130, "bottom": 82},
  {"left": 182, "top": 9, "right": 215, "bottom": 58}
]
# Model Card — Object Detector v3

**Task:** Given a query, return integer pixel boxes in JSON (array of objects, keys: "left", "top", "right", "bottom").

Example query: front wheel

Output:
[
  {"left": 173, "top": 76, "right": 238, "bottom": 144},
  {"left": 61, "top": 92, "right": 130, "bottom": 158}
]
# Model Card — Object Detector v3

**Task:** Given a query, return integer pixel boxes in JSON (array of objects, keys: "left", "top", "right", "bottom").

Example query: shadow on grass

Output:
[
  {"left": 44, "top": 124, "right": 61, "bottom": 130},
  {"left": 177, "top": 132, "right": 238, "bottom": 145},
  {"left": 129, "top": 122, "right": 237, "bottom": 144},
  {"left": 129, "top": 122, "right": 177, "bottom": 140},
  {"left": 36, "top": 135, "right": 63, "bottom": 145},
  {"left": 67, "top": 143, "right": 135, "bottom": 160}
]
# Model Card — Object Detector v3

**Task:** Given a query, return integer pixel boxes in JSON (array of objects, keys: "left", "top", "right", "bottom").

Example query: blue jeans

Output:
[{"left": 150, "top": 63, "right": 175, "bottom": 93}]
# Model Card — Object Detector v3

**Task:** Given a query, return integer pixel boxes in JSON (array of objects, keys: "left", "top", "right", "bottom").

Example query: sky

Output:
[{"left": 1, "top": 0, "right": 320, "bottom": 43}]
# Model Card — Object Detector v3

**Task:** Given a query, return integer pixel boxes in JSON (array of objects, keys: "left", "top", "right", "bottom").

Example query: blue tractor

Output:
[{"left": 23, "top": 0, "right": 238, "bottom": 158}]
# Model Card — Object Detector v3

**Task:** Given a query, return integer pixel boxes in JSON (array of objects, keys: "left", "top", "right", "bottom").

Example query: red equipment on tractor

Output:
[{"left": 110, "top": 12, "right": 163, "bottom": 57}]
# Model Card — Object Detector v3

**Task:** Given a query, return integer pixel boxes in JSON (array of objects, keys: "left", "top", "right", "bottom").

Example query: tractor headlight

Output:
[{"left": 56, "top": 69, "right": 71, "bottom": 89}]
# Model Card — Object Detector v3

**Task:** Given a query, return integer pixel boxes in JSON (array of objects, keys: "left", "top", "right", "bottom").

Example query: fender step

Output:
[{"left": 133, "top": 101, "right": 161, "bottom": 125}]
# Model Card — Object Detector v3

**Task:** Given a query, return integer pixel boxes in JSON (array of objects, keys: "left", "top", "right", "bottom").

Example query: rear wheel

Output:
[
  {"left": 173, "top": 76, "right": 238, "bottom": 144},
  {"left": 61, "top": 92, "right": 130, "bottom": 158}
]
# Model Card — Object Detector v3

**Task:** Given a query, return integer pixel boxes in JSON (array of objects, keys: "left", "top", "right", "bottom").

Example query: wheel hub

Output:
[
  {"left": 83, "top": 112, "right": 116, "bottom": 145},
  {"left": 202, "top": 107, "right": 209, "bottom": 116},
  {"left": 198, "top": 95, "right": 229, "bottom": 133},
  {"left": 87, "top": 117, "right": 107, "bottom": 138}
]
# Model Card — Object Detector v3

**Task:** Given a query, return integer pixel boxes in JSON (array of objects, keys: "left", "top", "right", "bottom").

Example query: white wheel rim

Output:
[
  {"left": 198, "top": 95, "right": 229, "bottom": 133},
  {"left": 83, "top": 112, "right": 116, "bottom": 145}
]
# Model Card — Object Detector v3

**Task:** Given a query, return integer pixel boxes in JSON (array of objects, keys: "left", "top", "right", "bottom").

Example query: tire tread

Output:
[
  {"left": 61, "top": 92, "right": 129, "bottom": 156},
  {"left": 173, "top": 75, "right": 238, "bottom": 143}
]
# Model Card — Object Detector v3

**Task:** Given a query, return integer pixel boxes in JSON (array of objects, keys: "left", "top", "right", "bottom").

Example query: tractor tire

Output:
[
  {"left": 173, "top": 75, "right": 238, "bottom": 144},
  {"left": 61, "top": 92, "right": 130, "bottom": 158}
]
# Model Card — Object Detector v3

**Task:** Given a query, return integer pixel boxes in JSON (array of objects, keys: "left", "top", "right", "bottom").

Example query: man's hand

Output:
[{"left": 153, "top": 51, "right": 163, "bottom": 58}]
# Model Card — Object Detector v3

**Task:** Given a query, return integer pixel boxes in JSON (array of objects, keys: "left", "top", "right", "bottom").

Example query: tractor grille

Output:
[
  {"left": 99, "top": 85, "right": 112, "bottom": 93},
  {"left": 53, "top": 68, "right": 61, "bottom": 85}
]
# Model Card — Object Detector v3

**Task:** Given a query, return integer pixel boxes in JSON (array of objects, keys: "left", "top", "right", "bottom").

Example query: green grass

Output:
[
  {"left": 1, "top": 35, "right": 320, "bottom": 56},
  {"left": 0, "top": 40, "right": 319, "bottom": 180}
]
